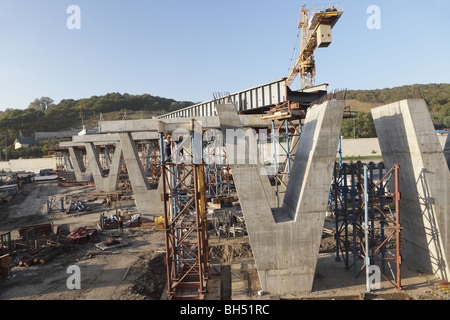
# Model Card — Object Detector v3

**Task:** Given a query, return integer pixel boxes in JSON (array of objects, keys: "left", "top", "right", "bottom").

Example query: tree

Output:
[
  {"left": 341, "top": 112, "right": 377, "bottom": 139},
  {"left": 28, "top": 97, "right": 55, "bottom": 111},
  {"left": 444, "top": 116, "right": 450, "bottom": 129}
]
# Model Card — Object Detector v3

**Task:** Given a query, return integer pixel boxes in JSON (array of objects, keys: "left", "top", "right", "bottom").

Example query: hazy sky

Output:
[{"left": 0, "top": 0, "right": 449, "bottom": 110}]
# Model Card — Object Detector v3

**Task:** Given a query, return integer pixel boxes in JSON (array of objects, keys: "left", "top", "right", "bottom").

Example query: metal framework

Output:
[
  {"left": 161, "top": 163, "right": 209, "bottom": 300},
  {"left": 270, "top": 119, "right": 301, "bottom": 206},
  {"left": 138, "top": 140, "right": 161, "bottom": 184},
  {"left": 159, "top": 130, "right": 209, "bottom": 300},
  {"left": 332, "top": 161, "right": 402, "bottom": 290},
  {"left": 0, "top": 232, "right": 12, "bottom": 255},
  {"left": 203, "top": 129, "right": 233, "bottom": 201}
]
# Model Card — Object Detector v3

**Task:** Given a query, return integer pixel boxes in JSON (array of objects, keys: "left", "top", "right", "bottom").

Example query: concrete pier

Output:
[
  {"left": 216, "top": 101, "right": 344, "bottom": 295},
  {"left": 85, "top": 143, "right": 123, "bottom": 192},
  {"left": 372, "top": 99, "right": 450, "bottom": 281},
  {"left": 67, "top": 146, "right": 92, "bottom": 182},
  {"left": 118, "top": 132, "right": 163, "bottom": 218}
]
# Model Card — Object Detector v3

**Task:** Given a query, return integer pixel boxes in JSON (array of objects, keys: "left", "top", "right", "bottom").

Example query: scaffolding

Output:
[
  {"left": 138, "top": 140, "right": 161, "bottom": 184},
  {"left": 269, "top": 119, "right": 302, "bottom": 206},
  {"left": 161, "top": 163, "right": 209, "bottom": 300},
  {"left": 203, "top": 129, "right": 233, "bottom": 201},
  {"left": 159, "top": 129, "right": 209, "bottom": 300},
  {"left": 331, "top": 161, "right": 402, "bottom": 291}
]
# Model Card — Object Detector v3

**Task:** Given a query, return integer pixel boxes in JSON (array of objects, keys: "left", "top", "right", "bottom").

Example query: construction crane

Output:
[{"left": 286, "top": 4, "right": 344, "bottom": 89}]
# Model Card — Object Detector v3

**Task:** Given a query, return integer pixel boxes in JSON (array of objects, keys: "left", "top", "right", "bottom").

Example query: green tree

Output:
[
  {"left": 444, "top": 116, "right": 450, "bottom": 128},
  {"left": 28, "top": 97, "right": 55, "bottom": 111},
  {"left": 341, "top": 112, "right": 377, "bottom": 139}
]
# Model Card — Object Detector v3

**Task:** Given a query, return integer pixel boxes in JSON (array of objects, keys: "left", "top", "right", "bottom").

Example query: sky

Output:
[{"left": 0, "top": 0, "right": 449, "bottom": 111}]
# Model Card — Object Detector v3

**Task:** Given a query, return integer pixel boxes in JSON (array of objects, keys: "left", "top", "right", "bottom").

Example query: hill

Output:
[
  {"left": 0, "top": 83, "right": 448, "bottom": 159},
  {"left": 340, "top": 83, "right": 450, "bottom": 139},
  {"left": 345, "top": 83, "right": 450, "bottom": 127},
  {"left": 0, "top": 92, "right": 194, "bottom": 160}
]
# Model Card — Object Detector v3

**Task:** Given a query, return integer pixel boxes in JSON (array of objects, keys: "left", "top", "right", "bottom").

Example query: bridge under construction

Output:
[{"left": 55, "top": 4, "right": 450, "bottom": 300}]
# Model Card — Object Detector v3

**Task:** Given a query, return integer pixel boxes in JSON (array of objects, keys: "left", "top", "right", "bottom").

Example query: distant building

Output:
[
  {"left": 77, "top": 125, "right": 99, "bottom": 136},
  {"left": 34, "top": 126, "right": 99, "bottom": 141},
  {"left": 14, "top": 137, "right": 39, "bottom": 150},
  {"left": 35, "top": 129, "right": 80, "bottom": 141}
]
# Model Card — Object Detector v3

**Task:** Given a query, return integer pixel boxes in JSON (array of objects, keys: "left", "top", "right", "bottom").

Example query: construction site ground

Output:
[{"left": 0, "top": 180, "right": 445, "bottom": 301}]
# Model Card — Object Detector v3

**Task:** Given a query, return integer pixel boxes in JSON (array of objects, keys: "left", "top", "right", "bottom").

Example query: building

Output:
[
  {"left": 14, "top": 137, "right": 39, "bottom": 150},
  {"left": 34, "top": 129, "right": 80, "bottom": 141}
]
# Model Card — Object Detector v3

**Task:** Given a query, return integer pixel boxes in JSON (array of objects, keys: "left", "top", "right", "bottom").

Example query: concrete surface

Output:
[
  {"left": 0, "top": 179, "right": 444, "bottom": 301},
  {"left": 98, "top": 116, "right": 271, "bottom": 134},
  {"left": 118, "top": 132, "right": 163, "bottom": 219},
  {"left": 216, "top": 101, "right": 344, "bottom": 295},
  {"left": 85, "top": 143, "right": 123, "bottom": 192},
  {"left": 0, "top": 158, "right": 57, "bottom": 174},
  {"left": 68, "top": 147, "right": 92, "bottom": 182},
  {"left": 340, "top": 136, "right": 447, "bottom": 159},
  {"left": 372, "top": 99, "right": 450, "bottom": 281}
]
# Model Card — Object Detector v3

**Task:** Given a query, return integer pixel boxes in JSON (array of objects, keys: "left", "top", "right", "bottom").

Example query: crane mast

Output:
[{"left": 286, "top": 4, "right": 344, "bottom": 89}]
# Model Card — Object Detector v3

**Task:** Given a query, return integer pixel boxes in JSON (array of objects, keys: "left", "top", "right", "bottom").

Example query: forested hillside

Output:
[
  {"left": 0, "top": 93, "right": 193, "bottom": 159},
  {"left": 0, "top": 83, "right": 448, "bottom": 159},
  {"left": 341, "top": 83, "right": 450, "bottom": 139}
]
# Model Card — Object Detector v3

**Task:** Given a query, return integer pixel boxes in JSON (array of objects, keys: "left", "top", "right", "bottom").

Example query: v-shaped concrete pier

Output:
[
  {"left": 216, "top": 100, "right": 344, "bottom": 295},
  {"left": 118, "top": 132, "right": 163, "bottom": 218},
  {"left": 67, "top": 147, "right": 92, "bottom": 182},
  {"left": 84, "top": 143, "right": 123, "bottom": 192},
  {"left": 372, "top": 99, "right": 450, "bottom": 280}
]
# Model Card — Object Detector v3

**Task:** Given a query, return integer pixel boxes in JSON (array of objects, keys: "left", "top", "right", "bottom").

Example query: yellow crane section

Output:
[{"left": 286, "top": 4, "right": 344, "bottom": 89}]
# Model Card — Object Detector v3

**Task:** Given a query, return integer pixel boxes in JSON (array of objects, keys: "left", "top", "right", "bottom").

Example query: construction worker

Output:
[
  {"left": 165, "top": 135, "right": 172, "bottom": 162},
  {"left": 176, "top": 135, "right": 184, "bottom": 156},
  {"left": 118, "top": 216, "right": 123, "bottom": 234}
]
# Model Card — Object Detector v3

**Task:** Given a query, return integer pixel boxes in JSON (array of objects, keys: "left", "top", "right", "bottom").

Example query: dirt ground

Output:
[
  {"left": 0, "top": 181, "right": 168, "bottom": 300},
  {"left": 0, "top": 180, "right": 446, "bottom": 300}
]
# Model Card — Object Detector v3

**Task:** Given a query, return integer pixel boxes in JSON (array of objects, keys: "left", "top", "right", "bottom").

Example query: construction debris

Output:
[
  {"left": 46, "top": 196, "right": 66, "bottom": 214},
  {"left": 104, "top": 236, "right": 120, "bottom": 246},
  {"left": 0, "top": 254, "right": 11, "bottom": 276},
  {"left": 211, "top": 210, "right": 247, "bottom": 238},
  {"left": 66, "top": 226, "right": 97, "bottom": 244},
  {"left": 18, "top": 223, "right": 53, "bottom": 240},
  {"left": 95, "top": 237, "right": 128, "bottom": 251},
  {"left": 18, "top": 246, "right": 66, "bottom": 267},
  {"left": 432, "top": 281, "right": 450, "bottom": 300},
  {"left": 99, "top": 212, "right": 120, "bottom": 229}
]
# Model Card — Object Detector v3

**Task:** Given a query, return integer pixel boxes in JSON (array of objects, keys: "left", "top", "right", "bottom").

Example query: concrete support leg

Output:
[
  {"left": 63, "top": 154, "right": 73, "bottom": 171},
  {"left": 119, "top": 133, "right": 163, "bottom": 218},
  {"left": 372, "top": 99, "right": 450, "bottom": 280},
  {"left": 68, "top": 147, "right": 92, "bottom": 182},
  {"left": 216, "top": 101, "right": 344, "bottom": 295},
  {"left": 85, "top": 143, "right": 123, "bottom": 192}
]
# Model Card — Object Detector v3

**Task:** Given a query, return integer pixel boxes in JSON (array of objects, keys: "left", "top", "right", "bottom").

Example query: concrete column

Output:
[
  {"left": 216, "top": 100, "right": 344, "bottom": 296},
  {"left": 118, "top": 133, "right": 163, "bottom": 218},
  {"left": 63, "top": 154, "right": 73, "bottom": 171},
  {"left": 68, "top": 147, "right": 92, "bottom": 182},
  {"left": 217, "top": 104, "right": 277, "bottom": 208},
  {"left": 372, "top": 99, "right": 450, "bottom": 280},
  {"left": 108, "top": 144, "right": 124, "bottom": 191},
  {"left": 85, "top": 143, "right": 123, "bottom": 192}
]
